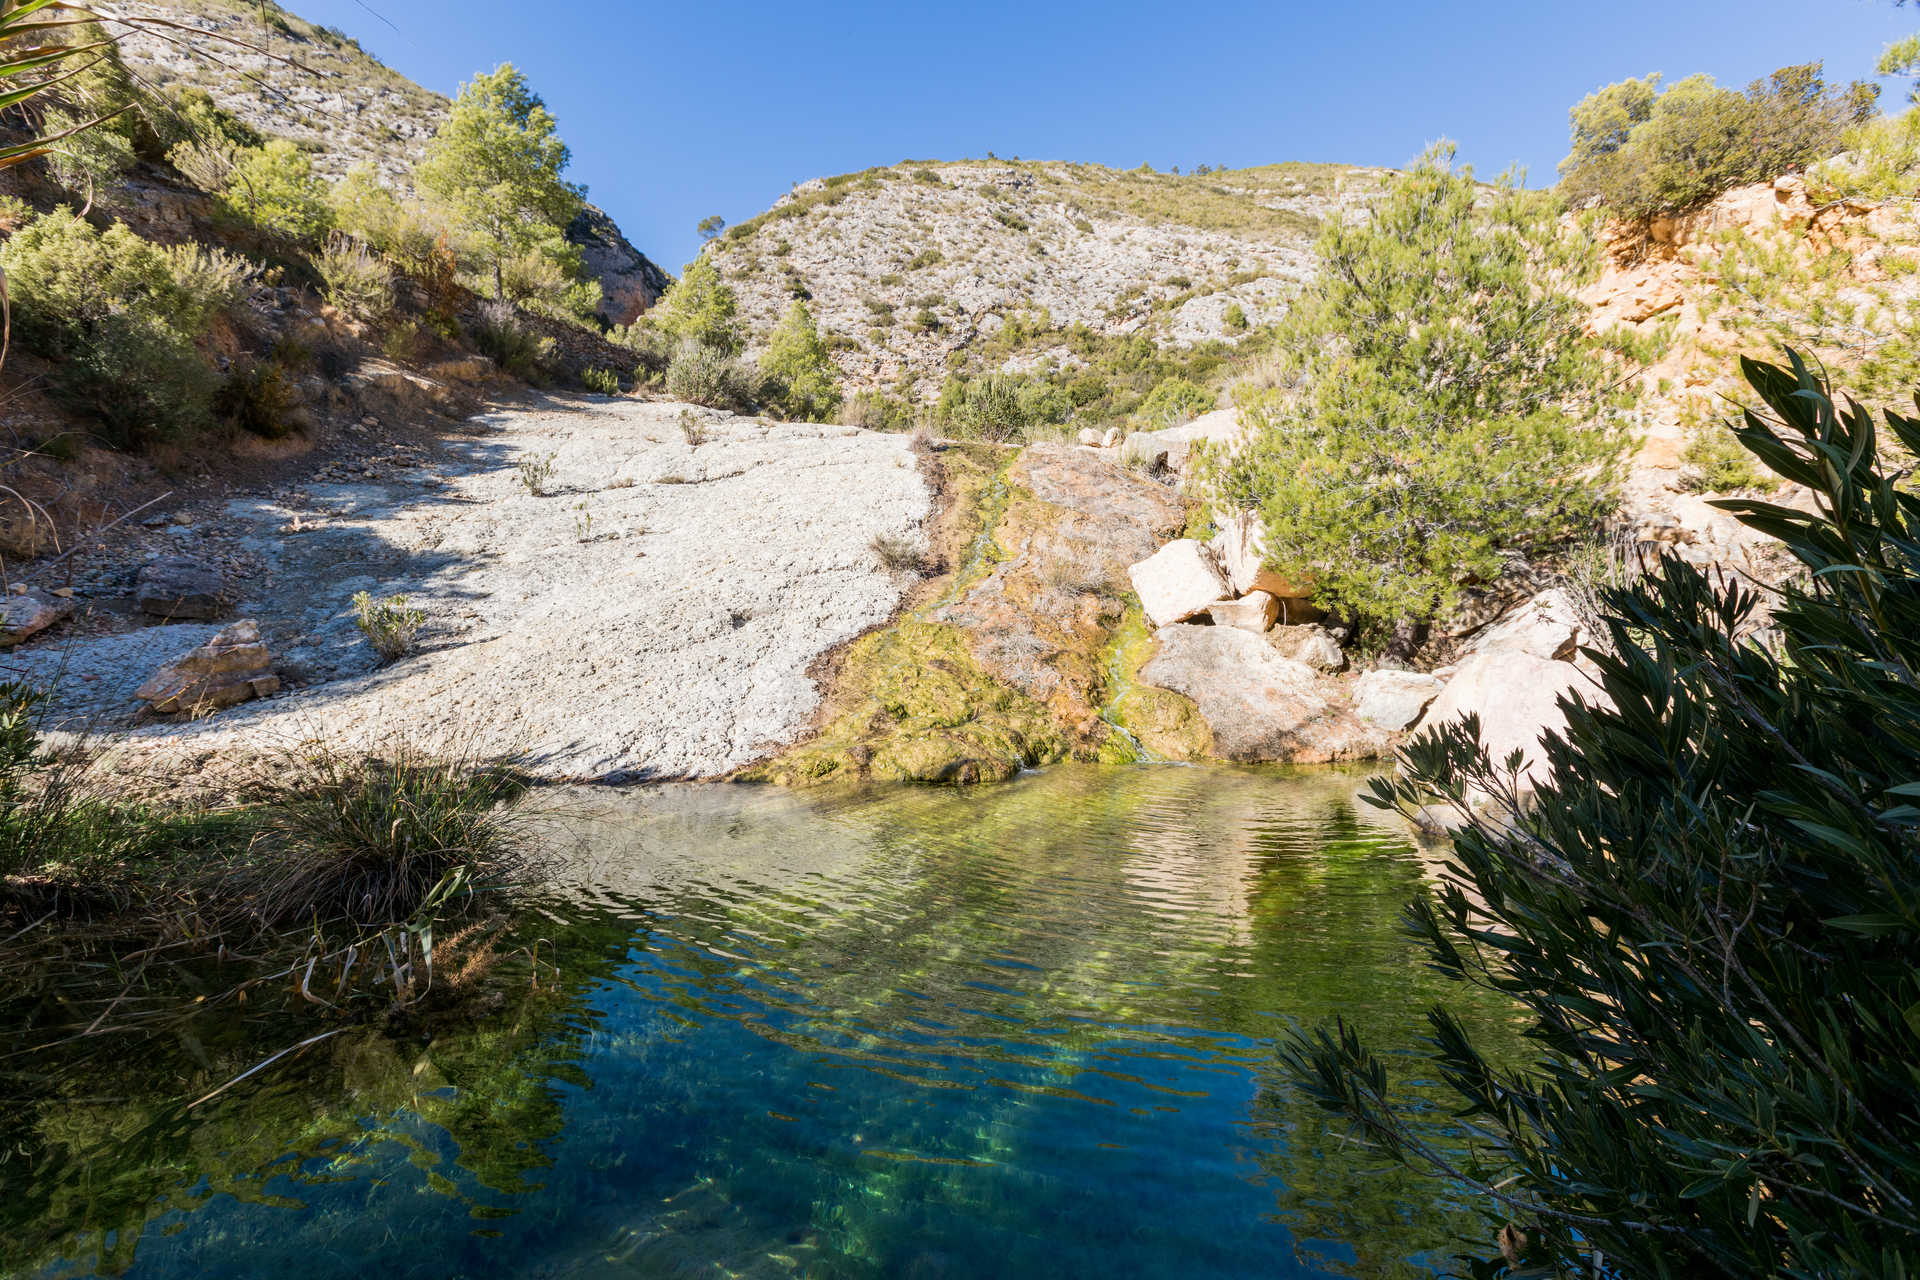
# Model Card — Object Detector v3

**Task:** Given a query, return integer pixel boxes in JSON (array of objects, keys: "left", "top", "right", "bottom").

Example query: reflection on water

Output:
[{"left": 5, "top": 766, "right": 1518, "bottom": 1279}]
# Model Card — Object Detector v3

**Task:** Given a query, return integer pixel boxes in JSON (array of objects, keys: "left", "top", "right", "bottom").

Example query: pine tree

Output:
[
  {"left": 415, "top": 64, "right": 584, "bottom": 298},
  {"left": 1203, "top": 145, "right": 1624, "bottom": 640},
  {"left": 1284, "top": 351, "right": 1920, "bottom": 1277},
  {"left": 760, "top": 299, "right": 841, "bottom": 422}
]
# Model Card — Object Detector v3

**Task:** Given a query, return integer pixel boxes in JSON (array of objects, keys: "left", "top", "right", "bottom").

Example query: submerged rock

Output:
[{"left": 1138, "top": 625, "right": 1387, "bottom": 763}]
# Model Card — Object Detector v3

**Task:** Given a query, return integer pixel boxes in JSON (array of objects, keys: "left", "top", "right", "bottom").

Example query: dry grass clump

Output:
[
  {"left": 870, "top": 532, "right": 926, "bottom": 573},
  {"left": 224, "top": 740, "right": 531, "bottom": 930}
]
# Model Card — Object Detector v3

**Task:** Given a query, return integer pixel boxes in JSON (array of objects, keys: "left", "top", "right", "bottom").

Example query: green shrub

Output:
[
  {"left": 0, "top": 211, "right": 254, "bottom": 445},
  {"left": 937, "top": 372, "right": 1071, "bottom": 443},
  {"left": 1204, "top": 146, "right": 1623, "bottom": 634},
  {"left": 315, "top": 234, "right": 394, "bottom": 321},
  {"left": 1286, "top": 352, "right": 1920, "bottom": 1277},
  {"left": 758, "top": 299, "right": 841, "bottom": 422},
  {"left": 644, "top": 256, "right": 742, "bottom": 355},
  {"left": 221, "top": 139, "right": 333, "bottom": 240},
  {"left": 665, "top": 338, "right": 759, "bottom": 411},
  {"left": 235, "top": 740, "right": 524, "bottom": 928},
  {"left": 469, "top": 299, "right": 555, "bottom": 383},
  {"left": 351, "top": 591, "right": 427, "bottom": 663},
  {"left": 905, "top": 248, "right": 943, "bottom": 270},
  {"left": 1560, "top": 63, "right": 1877, "bottom": 220},
  {"left": 1223, "top": 302, "right": 1248, "bottom": 332},
  {"left": 1680, "top": 419, "right": 1765, "bottom": 491},
  {"left": 581, "top": 365, "right": 622, "bottom": 394},
  {"left": 1811, "top": 105, "right": 1920, "bottom": 200},
  {"left": 1132, "top": 376, "right": 1215, "bottom": 428},
  {"left": 216, "top": 357, "right": 304, "bottom": 439},
  {"left": 841, "top": 391, "right": 914, "bottom": 432}
]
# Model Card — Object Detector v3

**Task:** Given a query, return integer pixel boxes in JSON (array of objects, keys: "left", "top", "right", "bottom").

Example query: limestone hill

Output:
[
  {"left": 707, "top": 159, "right": 1388, "bottom": 401},
  {"left": 116, "top": 0, "right": 670, "bottom": 324}
]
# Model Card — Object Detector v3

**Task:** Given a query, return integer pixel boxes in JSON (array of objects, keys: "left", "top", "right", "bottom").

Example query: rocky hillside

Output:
[
  {"left": 116, "top": 0, "right": 670, "bottom": 324},
  {"left": 708, "top": 160, "right": 1387, "bottom": 399}
]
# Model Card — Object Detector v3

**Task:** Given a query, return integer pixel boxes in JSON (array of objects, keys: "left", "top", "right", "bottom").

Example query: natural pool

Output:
[{"left": 6, "top": 766, "right": 1521, "bottom": 1279}]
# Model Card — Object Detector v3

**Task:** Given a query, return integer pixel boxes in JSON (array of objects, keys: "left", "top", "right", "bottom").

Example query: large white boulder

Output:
[
  {"left": 1210, "top": 510, "right": 1312, "bottom": 600},
  {"left": 1412, "top": 651, "right": 1610, "bottom": 804},
  {"left": 1353, "top": 669, "right": 1444, "bottom": 732},
  {"left": 1120, "top": 408, "right": 1242, "bottom": 474},
  {"left": 1466, "top": 588, "right": 1581, "bottom": 662},
  {"left": 1139, "top": 625, "right": 1387, "bottom": 763},
  {"left": 1128, "top": 540, "right": 1228, "bottom": 628}
]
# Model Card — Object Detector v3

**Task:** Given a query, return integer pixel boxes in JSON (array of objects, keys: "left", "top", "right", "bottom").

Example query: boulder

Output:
[
  {"left": 1206, "top": 590, "right": 1278, "bottom": 633},
  {"left": 135, "top": 620, "right": 279, "bottom": 715},
  {"left": 1119, "top": 408, "right": 1242, "bottom": 474},
  {"left": 1412, "top": 651, "right": 1610, "bottom": 804},
  {"left": 1138, "top": 624, "right": 1389, "bottom": 763},
  {"left": 1466, "top": 588, "right": 1581, "bottom": 662},
  {"left": 1128, "top": 539, "right": 1228, "bottom": 628},
  {"left": 1285, "top": 626, "right": 1346, "bottom": 672},
  {"left": 135, "top": 556, "right": 224, "bottom": 620},
  {"left": 1101, "top": 427, "right": 1121, "bottom": 449},
  {"left": 1353, "top": 669, "right": 1445, "bottom": 732},
  {"left": 1209, "top": 510, "right": 1312, "bottom": 600},
  {"left": 0, "top": 589, "right": 74, "bottom": 647}
]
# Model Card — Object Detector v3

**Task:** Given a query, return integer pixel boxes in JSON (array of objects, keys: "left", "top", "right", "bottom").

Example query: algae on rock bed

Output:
[
  {"left": 749, "top": 441, "right": 1204, "bottom": 787},
  {"left": 740, "top": 621, "right": 1069, "bottom": 786}
]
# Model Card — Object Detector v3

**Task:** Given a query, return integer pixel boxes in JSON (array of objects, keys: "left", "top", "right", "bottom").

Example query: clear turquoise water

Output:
[{"left": 7, "top": 766, "right": 1518, "bottom": 1279}]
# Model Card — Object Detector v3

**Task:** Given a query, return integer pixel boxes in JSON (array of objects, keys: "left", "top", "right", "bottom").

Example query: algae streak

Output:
[
  {"left": 1100, "top": 608, "right": 1211, "bottom": 762},
  {"left": 748, "top": 440, "right": 1194, "bottom": 788},
  {"left": 741, "top": 621, "right": 1070, "bottom": 786}
]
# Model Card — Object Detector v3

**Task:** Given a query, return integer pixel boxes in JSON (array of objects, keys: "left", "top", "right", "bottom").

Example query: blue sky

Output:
[{"left": 284, "top": 0, "right": 1917, "bottom": 272}]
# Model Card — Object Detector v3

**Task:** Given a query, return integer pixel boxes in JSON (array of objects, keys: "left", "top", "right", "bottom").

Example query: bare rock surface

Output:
[
  {"left": 1138, "top": 624, "right": 1388, "bottom": 763},
  {"left": 1, "top": 589, "right": 73, "bottom": 647},
  {"left": 135, "top": 556, "right": 225, "bottom": 620},
  {"left": 1464, "top": 587, "right": 1581, "bottom": 662},
  {"left": 1413, "top": 652, "right": 1612, "bottom": 802},
  {"left": 136, "top": 620, "right": 279, "bottom": 714},
  {"left": 1353, "top": 669, "right": 1444, "bottom": 732},
  {"left": 1211, "top": 510, "right": 1312, "bottom": 601},
  {"left": 933, "top": 444, "right": 1183, "bottom": 728},
  {"left": 15, "top": 397, "right": 932, "bottom": 781},
  {"left": 1128, "top": 539, "right": 1228, "bottom": 628}
]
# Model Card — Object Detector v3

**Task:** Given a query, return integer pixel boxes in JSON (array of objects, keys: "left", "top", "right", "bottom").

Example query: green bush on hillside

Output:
[
  {"left": 416, "top": 63, "right": 585, "bottom": 299},
  {"left": 1559, "top": 63, "right": 1876, "bottom": 220},
  {"left": 1132, "top": 376, "right": 1215, "bottom": 428},
  {"left": 759, "top": 299, "right": 841, "bottom": 422},
  {"left": 645, "top": 256, "right": 743, "bottom": 356},
  {"left": 0, "top": 210, "right": 254, "bottom": 444},
  {"left": 936, "top": 372, "right": 1072, "bottom": 443},
  {"left": 665, "top": 338, "right": 759, "bottom": 411},
  {"left": 1202, "top": 146, "right": 1624, "bottom": 637},
  {"left": 221, "top": 139, "right": 333, "bottom": 240},
  {"left": 1812, "top": 105, "right": 1920, "bottom": 200},
  {"left": 1284, "top": 352, "right": 1920, "bottom": 1277}
]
